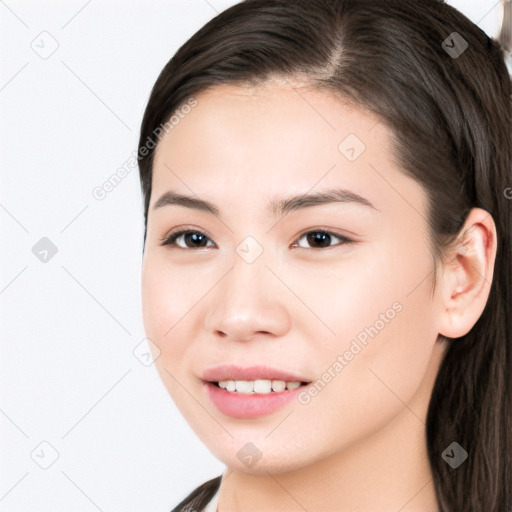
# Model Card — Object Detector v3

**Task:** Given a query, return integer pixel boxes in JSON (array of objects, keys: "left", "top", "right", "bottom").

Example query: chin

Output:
[{"left": 205, "top": 436, "right": 316, "bottom": 475}]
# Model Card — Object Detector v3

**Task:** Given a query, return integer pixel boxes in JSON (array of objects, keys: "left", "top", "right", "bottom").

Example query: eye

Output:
[
  {"left": 292, "top": 229, "right": 353, "bottom": 250},
  {"left": 160, "top": 229, "right": 215, "bottom": 249},
  {"left": 160, "top": 228, "right": 353, "bottom": 250}
]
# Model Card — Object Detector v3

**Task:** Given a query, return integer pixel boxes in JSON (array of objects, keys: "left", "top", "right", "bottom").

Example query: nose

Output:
[{"left": 203, "top": 250, "right": 291, "bottom": 342}]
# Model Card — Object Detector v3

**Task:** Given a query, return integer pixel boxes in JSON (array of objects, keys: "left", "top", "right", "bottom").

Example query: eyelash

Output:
[{"left": 159, "top": 228, "right": 354, "bottom": 251}]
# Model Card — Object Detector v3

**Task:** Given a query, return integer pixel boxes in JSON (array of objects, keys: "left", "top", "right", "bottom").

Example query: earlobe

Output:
[{"left": 437, "top": 208, "right": 497, "bottom": 339}]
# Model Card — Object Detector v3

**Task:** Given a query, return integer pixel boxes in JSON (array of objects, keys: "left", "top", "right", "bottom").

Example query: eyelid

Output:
[
  {"left": 291, "top": 227, "right": 353, "bottom": 249},
  {"left": 160, "top": 227, "right": 217, "bottom": 248},
  {"left": 160, "top": 226, "right": 354, "bottom": 250}
]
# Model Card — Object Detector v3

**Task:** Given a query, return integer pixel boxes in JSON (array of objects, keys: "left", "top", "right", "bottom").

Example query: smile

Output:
[
  {"left": 214, "top": 379, "right": 304, "bottom": 393},
  {"left": 203, "top": 379, "right": 309, "bottom": 419}
]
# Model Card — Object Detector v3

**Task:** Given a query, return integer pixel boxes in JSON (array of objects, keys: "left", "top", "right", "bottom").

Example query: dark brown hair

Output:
[{"left": 138, "top": 1, "right": 512, "bottom": 510}]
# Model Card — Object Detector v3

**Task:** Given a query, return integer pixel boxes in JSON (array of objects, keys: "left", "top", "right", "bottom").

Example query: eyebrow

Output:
[{"left": 152, "top": 188, "right": 378, "bottom": 218}]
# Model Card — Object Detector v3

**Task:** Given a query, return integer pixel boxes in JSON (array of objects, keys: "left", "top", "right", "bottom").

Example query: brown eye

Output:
[
  {"left": 160, "top": 228, "right": 353, "bottom": 250},
  {"left": 161, "top": 230, "right": 215, "bottom": 249},
  {"left": 293, "top": 230, "right": 352, "bottom": 249}
]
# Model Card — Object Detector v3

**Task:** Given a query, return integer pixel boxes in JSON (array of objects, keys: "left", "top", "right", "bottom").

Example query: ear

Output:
[{"left": 437, "top": 207, "right": 497, "bottom": 339}]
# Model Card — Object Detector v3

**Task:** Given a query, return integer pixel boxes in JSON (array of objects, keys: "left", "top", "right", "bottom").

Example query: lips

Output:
[{"left": 200, "top": 364, "right": 311, "bottom": 384}]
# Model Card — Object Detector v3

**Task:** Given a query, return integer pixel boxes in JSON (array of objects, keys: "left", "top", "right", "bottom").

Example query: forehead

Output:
[
  {"left": 151, "top": 82, "right": 428, "bottom": 224},
  {"left": 153, "top": 80, "right": 383, "bottom": 161}
]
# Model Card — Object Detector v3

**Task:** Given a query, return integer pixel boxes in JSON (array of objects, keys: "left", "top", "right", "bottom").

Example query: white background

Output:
[{"left": 0, "top": 1, "right": 504, "bottom": 511}]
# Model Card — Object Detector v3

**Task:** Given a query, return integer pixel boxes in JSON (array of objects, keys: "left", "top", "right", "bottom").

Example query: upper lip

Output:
[{"left": 201, "top": 364, "right": 311, "bottom": 383}]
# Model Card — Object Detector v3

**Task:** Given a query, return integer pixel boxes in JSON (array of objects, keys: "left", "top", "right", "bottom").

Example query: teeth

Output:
[
  {"left": 253, "top": 379, "right": 272, "bottom": 393},
  {"left": 271, "top": 380, "right": 286, "bottom": 392},
  {"left": 217, "top": 379, "right": 302, "bottom": 394},
  {"left": 235, "top": 380, "right": 253, "bottom": 394}
]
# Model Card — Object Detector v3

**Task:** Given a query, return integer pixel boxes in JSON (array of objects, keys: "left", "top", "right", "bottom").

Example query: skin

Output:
[{"left": 140, "top": 81, "right": 497, "bottom": 512}]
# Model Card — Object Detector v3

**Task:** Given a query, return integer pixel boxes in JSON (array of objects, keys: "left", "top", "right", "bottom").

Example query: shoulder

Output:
[{"left": 170, "top": 474, "right": 222, "bottom": 512}]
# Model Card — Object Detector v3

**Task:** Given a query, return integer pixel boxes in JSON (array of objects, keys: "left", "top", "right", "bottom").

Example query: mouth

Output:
[
  {"left": 201, "top": 363, "right": 311, "bottom": 385},
  {"left": 209, "top": 379, "right": 311, "bottom": 394},
  {"left": 201, "top": 365, "right": 312, "bottom": 418}
]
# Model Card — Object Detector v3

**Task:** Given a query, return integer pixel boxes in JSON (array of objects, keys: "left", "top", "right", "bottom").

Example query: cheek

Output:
[
  {"left": 141, "top": 256, "right": 193, "bottom": 362},
  {"left": 307, "top": 239, "right": 436, "bottom": 410},
  {"left": 140, "top": 258, "right": 201, "bottom": 415},
  {"left": 294, "top": 295, "right": 436, "bottom": 459},
  {"left": 141, "top": 262, "right": 169, "bottom": 342}
]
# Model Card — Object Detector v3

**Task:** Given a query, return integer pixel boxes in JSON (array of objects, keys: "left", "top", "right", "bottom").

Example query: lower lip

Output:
[{"left": 204, "top": 381, "right": 307, "bottom": 419}]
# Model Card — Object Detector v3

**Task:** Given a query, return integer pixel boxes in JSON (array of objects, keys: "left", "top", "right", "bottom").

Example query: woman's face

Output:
[{"left": 141, "top": 82, "right": 446, "bottom": 473}]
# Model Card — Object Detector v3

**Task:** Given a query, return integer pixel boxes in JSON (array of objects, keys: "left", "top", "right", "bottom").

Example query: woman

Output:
[{"left": 137, "top": 0, "right": 511, "bottom": 510}]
